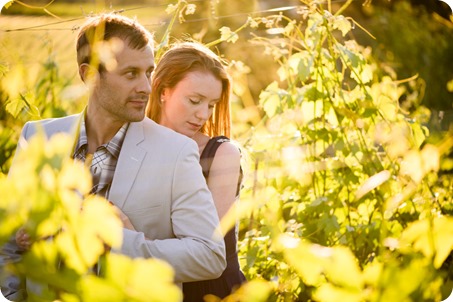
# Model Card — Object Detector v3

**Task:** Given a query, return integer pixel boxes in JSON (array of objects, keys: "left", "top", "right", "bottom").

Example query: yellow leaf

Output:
[
  {"left": 129, "top": 258, "right": 180, "bottom": 301},
  {"left": 356, "top": 170, "right": 391, "bottom": 200},
  {"left": 75, "top": 222, "right": 105, "bottom": 267},
  {"left": 421, "top": 144, "right": 439, "bottom": 173},
  {"left": 333, "top": 16, "right": 352, "bottom": 36},
  {"left": 58, "top": 161, "right": 91, "bottom": 213},
  {"left": 56, "top": 231, "right": 88, "bottom": 273},
  {"left": 447, "top": 78, "right": 453, "bottom": 92},
  {"left": 326, "top": 246, "right": 363, "bottom": 290},
  {"left": 432, "top": 217, "right": 453, "bottom": 268},
  {"left": 284, "top": 242, "right": 327, "bottom": 286},
  {"left": 36, "top": 210, "right": 64, "bottom": 239},
  {"left": 315, "top": 283, "right": 363, "bottom": 302},
  {"left": 103, "top": 254, "right": 181, "bottom": 302},
  {"left": 362, "top": 261, "right": 382, "bottom": 285},
  {"left": 400, "top": 150, "right": 423, "bottom": 183},
  {"left": 224, "top": 279, "right": 273, "bottom": 302},
  {"left": 400, "top": 217, "right": 453, "bottom": 268},
  {"left": 80, "top": 275, "right": 125, "bottom": 302},
  {"left": 81, "top": 196, "right": 123, "bottom": 249},
  {"left": 219, "top": 26, "right": 238, "bottom": 43},
  {"left": 46, "top": 133, "right": 74, "bottom": 162}
]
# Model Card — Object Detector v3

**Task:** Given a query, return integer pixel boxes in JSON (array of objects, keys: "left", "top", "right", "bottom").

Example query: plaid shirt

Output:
[{"left": 73, "top": 116, "right": 129, "bottom": 198}]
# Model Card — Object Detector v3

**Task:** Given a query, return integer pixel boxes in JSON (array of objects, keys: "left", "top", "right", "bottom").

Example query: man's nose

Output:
[{"left": 137, "top": 74, "right": 152, "bottom": 95}]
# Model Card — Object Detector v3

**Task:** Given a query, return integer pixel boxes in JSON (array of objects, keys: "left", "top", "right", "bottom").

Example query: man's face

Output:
[{"left": 91, "top": 42, "right": 155, "bottom": 124}]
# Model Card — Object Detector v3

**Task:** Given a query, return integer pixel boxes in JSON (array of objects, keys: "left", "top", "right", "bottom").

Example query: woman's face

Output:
[{"left": 159, "top": 70, "right": 222, "bottom": 138}]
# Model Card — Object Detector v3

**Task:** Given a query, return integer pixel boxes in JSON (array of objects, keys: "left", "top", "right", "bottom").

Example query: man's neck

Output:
[{"left": 85, "top": 107, "right": 124, "bottom": 154}]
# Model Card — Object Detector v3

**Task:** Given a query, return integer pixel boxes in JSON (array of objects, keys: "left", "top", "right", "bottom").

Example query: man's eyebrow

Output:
[
  {"left": 121, "top": 65, "right": 154, "bottom": 72},
  {"left": 121, "top": 66, "right": 139, "bottom": 71}
]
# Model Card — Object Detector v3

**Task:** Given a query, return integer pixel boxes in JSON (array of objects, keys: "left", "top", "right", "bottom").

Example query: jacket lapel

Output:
[{"left": 108, "top": 121, "right": 146, "bottom": 207}]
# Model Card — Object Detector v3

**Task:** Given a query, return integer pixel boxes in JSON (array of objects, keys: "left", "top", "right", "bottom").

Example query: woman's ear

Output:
[{"left": 160, "top": 89, "right": 169, "bottom": 103}]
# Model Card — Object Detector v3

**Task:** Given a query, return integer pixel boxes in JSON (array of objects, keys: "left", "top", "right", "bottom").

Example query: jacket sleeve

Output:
[
  {"left": 0, "top": 236, "right": 26, "bottom": 301},
  {"left": 117, "top": 140, "right": 226, "bottom": 283}
]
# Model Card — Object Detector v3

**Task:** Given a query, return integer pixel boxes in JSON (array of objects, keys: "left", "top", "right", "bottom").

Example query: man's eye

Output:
[{"left": 126, "top": 71, "right": 137, "bottom": 78}]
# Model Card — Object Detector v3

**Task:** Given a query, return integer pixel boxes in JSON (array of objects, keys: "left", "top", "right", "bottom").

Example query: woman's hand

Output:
[
  {"left": 15, "top": 227, "right": 32, "bottom": 251},
  {"left": 109, "top": 202, "right": 136, "bottom": 231}
]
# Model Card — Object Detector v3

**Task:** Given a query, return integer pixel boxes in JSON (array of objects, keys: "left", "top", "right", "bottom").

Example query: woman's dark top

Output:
[{"left": 182, "top": 136, "right": 246, "bottom": 302}]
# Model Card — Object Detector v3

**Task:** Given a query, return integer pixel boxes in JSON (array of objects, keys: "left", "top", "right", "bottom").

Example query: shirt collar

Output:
[{"left": 74, "top": 110, "right": 129, "bottom": 159}]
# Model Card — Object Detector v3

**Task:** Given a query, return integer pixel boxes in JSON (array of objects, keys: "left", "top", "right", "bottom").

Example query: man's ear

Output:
[{"left": 79, "top": 63, "right": 98, "bottom": 83}]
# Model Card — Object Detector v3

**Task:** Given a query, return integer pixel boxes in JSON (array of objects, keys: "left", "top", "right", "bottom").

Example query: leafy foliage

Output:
[
  {"left": 0, "top": 133, "right": 181, "bottom": 301},
  {"left": 0, "top": 0, "right": 452, "bottom": 301},
  {"left": 358, "top": 1, "right": 453, "bottom": 111},
  {"left": 233, "top": 3, "right": 453, "bottom": 302}
]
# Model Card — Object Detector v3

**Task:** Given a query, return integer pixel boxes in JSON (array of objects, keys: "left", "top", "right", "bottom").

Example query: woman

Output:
[{"left": 146, "top": 41, "right": 246, "bottom": 301}]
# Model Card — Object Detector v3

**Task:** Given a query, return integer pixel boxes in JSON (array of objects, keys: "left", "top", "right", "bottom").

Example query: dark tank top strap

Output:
[{"left": 199, "top": 136, "right": 230, "bottom": 179}]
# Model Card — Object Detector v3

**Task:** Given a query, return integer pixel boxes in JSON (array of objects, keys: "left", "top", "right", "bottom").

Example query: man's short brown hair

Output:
[{"left": 76, "top": 13, "right": 154, "bottom": 68}]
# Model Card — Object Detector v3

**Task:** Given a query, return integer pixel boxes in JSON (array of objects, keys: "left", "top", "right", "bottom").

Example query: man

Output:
[{"left": 1, "top": 13, "right": 226, "bottom": 300}]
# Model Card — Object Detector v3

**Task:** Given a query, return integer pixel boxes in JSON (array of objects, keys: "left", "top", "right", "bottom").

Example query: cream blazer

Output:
[{"left": 1, "top": 113, "right": 226, "bottom": 299}]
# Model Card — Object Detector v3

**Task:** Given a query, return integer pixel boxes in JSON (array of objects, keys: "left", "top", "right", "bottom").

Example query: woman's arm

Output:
[{"left": 206, "top": 141, "right": 242, "bottom": 220}]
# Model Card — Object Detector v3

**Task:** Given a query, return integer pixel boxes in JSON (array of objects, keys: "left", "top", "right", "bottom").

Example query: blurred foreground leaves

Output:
[{"left": 0, "top": 132, "right": 181, "bottom": 301}]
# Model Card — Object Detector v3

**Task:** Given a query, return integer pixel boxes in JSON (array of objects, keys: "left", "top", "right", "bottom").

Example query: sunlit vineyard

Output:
[{"left": 1, "top": 0, "right": 452, "bottom": 301}]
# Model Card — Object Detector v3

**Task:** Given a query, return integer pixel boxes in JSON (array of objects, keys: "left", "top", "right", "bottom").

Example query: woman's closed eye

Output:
[
  {"left": 189, "top": 98, "right": 201, "bottom": 105},
  {"left": 189, "top": 98, "right": 217, "bottom": 110}
]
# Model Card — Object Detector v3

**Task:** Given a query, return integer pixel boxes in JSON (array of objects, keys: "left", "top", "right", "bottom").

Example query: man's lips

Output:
[
  {"left": 128, "top": 97, "right": 148, "bottom": 106},
  {"left": 128, "top": 95, "right": 148, "bottom": 102}
]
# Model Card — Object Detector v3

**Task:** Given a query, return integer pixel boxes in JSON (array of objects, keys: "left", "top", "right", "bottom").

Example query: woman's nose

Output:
[{"left": 195, "top": 104, "right": 210, "bottom": 120}]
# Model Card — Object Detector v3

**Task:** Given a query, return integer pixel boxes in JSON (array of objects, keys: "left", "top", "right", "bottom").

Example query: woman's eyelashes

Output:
[
  {"left": 189, "top": 98, "right": 201, "bottom": 105},
  {"left": 189, "top": 98, "right": 217, "bottom": 108}
]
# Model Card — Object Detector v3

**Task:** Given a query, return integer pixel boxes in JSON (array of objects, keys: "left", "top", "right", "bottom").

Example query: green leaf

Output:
[
  {"left": 409, "top": 122, "right": 428, "bottom": 148},
  {"left": 5, "top": 98, "right": 25, "bottom": 118},
  {"left": 259, "top": 82, "right": 284, "bottom": 118},
  {"left": 301, "top": 99, "right": 324, "bottom": 124},
  {"left": 336, "top": 43, "right": 361, "bottom": 68},
  {"left": 332, "top": 16, "right": 352, "bottom": 37},
  {"left": 296, "top": 51, "right": 313, "bottom": 82}
]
